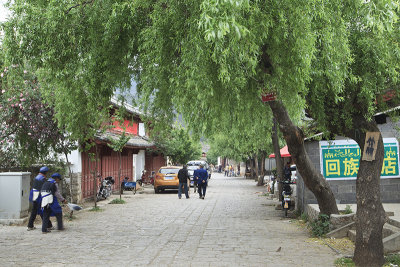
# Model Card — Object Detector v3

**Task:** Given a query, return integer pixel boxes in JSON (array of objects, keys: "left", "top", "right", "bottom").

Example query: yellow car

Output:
[{"left": 153, "top": 166, "right": 181, "bottom": 193}]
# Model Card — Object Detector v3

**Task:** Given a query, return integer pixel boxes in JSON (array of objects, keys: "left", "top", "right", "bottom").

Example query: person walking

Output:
[
  {"left": 41, "top": 173, "right": 66, "bottom": 233},
  {"left": 177, "top": 165, "right": 190, "bottom": 199},
  {"left": 27, "top": 166, "right": 52, "bottom": 231},
  {"left": 224, "top": 165, "right": 228, "bottom": 176},
  {"left": 194, "top": 164, "right": 208, "bottom": 199}
]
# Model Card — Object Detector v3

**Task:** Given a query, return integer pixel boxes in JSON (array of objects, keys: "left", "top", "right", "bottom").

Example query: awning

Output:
[{"left": 269, "top": 145, "right": 291, "bottom": 158}]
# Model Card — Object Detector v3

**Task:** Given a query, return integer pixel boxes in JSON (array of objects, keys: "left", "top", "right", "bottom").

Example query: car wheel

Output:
[{"left": 154, "top": 187, "right": 159, "bottom": 194}]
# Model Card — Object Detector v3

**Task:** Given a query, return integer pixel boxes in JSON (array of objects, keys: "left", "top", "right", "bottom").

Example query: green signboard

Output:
[{"left": 320, "top": 138, "right": 399, "bottom": 180}]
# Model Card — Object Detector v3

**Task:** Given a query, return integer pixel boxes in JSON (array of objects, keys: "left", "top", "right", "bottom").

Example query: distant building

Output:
[{"left": 65, "top": 98, "right": 166, "bottom": 203}]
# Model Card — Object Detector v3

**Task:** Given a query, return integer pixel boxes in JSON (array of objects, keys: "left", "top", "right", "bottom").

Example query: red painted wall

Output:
[
  {"left": 81, "top": 145, "right": 134, "bottom": 199},
  {"left": 111, "top": 118, "right": 138, "bottom": 135}
]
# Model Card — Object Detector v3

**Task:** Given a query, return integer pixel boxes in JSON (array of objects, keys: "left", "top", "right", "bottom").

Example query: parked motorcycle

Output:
[
  {"left": 280, "top": 179, "right": 294, "bottom": 217},
  {"left": 97, "top": 176, "right": 115, "bottom": 201}
]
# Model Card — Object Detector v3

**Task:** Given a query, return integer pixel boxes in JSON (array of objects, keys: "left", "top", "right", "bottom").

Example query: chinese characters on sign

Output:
[
  {"left": 362, "top": 132, "right": 380, "bottom": 161},
  {"left": 320, "top": 138, "right": 399, "bottom": 180}
]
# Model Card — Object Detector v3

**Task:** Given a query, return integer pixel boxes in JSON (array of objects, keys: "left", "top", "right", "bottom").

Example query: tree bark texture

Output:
[
  {"left": 118, "top": 152, "right": 122, "bottom": 200},
  {"left": 258, "top": 152, "right": 266, "bottom": 186},
  {"left": 344, "top": 121, "right": 385, "bottom": 267},
  {"left": 254, "top": 153, "right": 259, "bottom": 182},
  {"left": 272, "top": 118, "right": 284, "bottom": 200},
  {"left": 268, "top": 100, "right": 339, "bottom": 215}
]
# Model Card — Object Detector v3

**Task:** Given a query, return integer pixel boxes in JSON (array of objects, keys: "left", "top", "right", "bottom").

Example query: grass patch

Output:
[
  {"left": 109, "top": 198, "right": 126, "bottom": 204},
  {"left": 335, "top": 257, "right": 355, "bottom": 267},
  {"left": 63, "top": 213, "right": 77, "bottom": 221},
  {"left": 88, "top": 206, "right": 103, "bottom": 212},
  {"left": 335, "top": 254, "right": 400, "bottom": 267},
  {"left": 384, "top": 254, "right": 400, "bottom": 266}
]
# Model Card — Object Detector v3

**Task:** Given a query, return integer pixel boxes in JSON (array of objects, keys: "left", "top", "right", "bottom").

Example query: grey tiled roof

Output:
[{"left": 96, "top": 131, "right": 154, "bottom": 148}]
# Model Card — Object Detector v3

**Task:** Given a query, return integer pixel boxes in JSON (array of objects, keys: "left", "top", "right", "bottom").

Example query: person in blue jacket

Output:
[
  {"left": 41, "top": 173, "right": 66, "bottom": 233},
  {"left": 194, "top": 165, "right": 209, "bottom": 199},
  {"left": 27, "top": 166, "right": 53, "bottom": 231}
]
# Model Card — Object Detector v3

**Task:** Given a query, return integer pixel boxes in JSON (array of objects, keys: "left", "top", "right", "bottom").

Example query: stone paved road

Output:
[{"left": 0, "top": 173, "right": 337, "bottom": 266}]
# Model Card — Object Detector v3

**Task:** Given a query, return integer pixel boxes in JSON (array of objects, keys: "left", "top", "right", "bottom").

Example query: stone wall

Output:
[
  {"left": 296, "top": 140, "right": 400, "bottom": 213},
  {"left": 68, "top": 172, "right": 82, "bottom": 204}
]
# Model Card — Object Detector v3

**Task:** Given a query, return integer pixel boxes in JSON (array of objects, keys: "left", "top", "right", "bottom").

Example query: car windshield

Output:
[
  {"left": 159, "top": 168, "right": 179, "bottom": 174},
  {"left": 187, "top": 166, "right": 198, "bottom": 171}
]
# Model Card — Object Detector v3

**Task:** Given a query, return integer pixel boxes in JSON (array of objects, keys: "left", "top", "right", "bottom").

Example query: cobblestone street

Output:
[{"left": 0, "top": 173, "right": 338, "bottom": 266}]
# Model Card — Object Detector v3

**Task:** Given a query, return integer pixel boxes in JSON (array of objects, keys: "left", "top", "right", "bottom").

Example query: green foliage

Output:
[
  {"left": 109, "top": 198, "right": 126, "bottom": 204},
  {"left": 310, "top": 214, "right": 330, "bottom": 237},
  {"left": 334, "top": 257, "right": 355, "bottom": 267},
  {"left": 300, "top": 212, "right": 309, "bottom": 222},
  {"left": 150, "top": 124, "right": 201, "bottom": 165},
  {"left": 343, "top": 205, "right": 353, "bottom": 215},
  {"left": 88, "top": 206, "right": 103, "bottom": 212},
  {"left": 385, "top": 254, "right": 400, "bottom": 266},
  {"left": 336, "top": 255, "right": 400, "bottom": 267},
  {"left": 0, "top": 60, "right": 77, "bottom": 168}
]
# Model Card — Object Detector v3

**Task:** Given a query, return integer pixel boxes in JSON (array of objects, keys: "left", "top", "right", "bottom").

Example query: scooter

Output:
[
  {"left": 281, "top": 179, "right": 294, "bottom": 217},
  {"left": 97, "top": 176, "right": 114, "bottom": 201}
]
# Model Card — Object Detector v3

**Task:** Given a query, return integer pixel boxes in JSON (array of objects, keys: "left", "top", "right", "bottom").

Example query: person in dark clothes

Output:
[
  {"left": 177, "top": 165, "right": 190, "bottom": 199},
  {"left": 194, "top": 165, "right": 208, "bottom": 199},
  {"left": 284, "top": 162, "right": 292, "bottom": 181},
  {"left": 27, "top": 166, "right": 52, "bottom": 231},
  {"left": 41, "top": 173, "right": 66, "bottom": 233}
]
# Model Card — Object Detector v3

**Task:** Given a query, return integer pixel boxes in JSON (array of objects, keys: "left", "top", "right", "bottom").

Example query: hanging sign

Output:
[
  {"left": 261, "top": 92, "right": 276, "bottom": 102},
  {"left": 362, "top": 132, "right": 380, "bottom": 161},
  {"left": 319, "top": 138, "right": 399, "bottom": 180}
]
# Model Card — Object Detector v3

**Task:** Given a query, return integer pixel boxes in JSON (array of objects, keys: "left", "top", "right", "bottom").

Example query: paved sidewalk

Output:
[{"left": 0, "top": 173, "right": 338, "bottom": 266}]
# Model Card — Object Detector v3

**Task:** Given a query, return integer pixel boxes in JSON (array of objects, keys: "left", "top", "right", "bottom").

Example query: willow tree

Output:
[
  {"left": 3, "top": 1, "right": 398, "bottom": 265},
  {"left": 305, "top": 3, "right": 400, "bottom": 265}
]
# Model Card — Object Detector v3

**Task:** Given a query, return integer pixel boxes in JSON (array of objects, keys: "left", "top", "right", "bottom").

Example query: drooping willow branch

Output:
[{"left": 65, "top": 0, "right": 95, "bottom": 14}]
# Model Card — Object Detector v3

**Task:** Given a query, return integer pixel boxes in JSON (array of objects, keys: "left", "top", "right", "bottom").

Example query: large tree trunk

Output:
[
  {"left": 249, "top": 157, "right": 255, "bottom": 179},
  {"left": 254, "top": 153, "right": 259, "bottom": 182},
  {"left": 272, "top": 118, "right": 284, "bottom": 200},
  {"left": 345, "top": 120, "right": 385, "bottom": 267},
  {"left": 268, "top": 100, "right": 339, "bottom": 215},
  {"left": 258, "top": 151, "right": 266, "bottom": 186}
]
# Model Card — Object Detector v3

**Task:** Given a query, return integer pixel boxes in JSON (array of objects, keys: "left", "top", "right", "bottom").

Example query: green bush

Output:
[
  {"left": 310, "top": 214, "right": 330, "bottom": 237},
  {"left": 300, "top": 212, "right": 308, "bottom": 222}
]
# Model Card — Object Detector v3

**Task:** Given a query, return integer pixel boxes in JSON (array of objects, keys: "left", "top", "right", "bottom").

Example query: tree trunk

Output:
[
  {"left": 254, "top": 153, "right": 259, "bottom": 182},
  {"left": 118, "top": 151, "right": 122, "bottom": 200},
  {"left": 345, "top": 121, "right": 385, "bottom": 267},
  {"left": 272, "top": 118, "right": 284, "bottom": 201},
  {"left": 93, "top": 144, "right": 99, "bottom": 208},
  {"left": 268, "top": 100, "right": 339, "bottom": 215},
  {"left": 258, "top": 152, "right": 266, "bottom": 186},
  {"left": 249, "top": 157, "right": 254, "bottom": 179},
  {"left": 63, "top": 151, "right": 73, "bottom": 203}
]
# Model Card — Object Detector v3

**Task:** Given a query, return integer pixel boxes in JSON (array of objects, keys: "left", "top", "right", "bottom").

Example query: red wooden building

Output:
[{"left": 76, "top": 99, "right": 166, "bottom": 200}]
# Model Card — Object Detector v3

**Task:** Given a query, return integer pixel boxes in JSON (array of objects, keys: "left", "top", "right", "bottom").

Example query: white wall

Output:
[
  {"left": 134, "top": 150, "right": 146, "bottom": 181},
  {"left": 58, "top": 146, "right": 82, "bottom": 174},
  {"left": 138, "top": 123, "right": 145, "bottom": 136}
]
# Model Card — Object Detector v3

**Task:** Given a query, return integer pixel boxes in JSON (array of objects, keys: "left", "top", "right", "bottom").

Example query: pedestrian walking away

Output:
[
  {"left": 177, "top": 165, "right": 190, "bottom": 199},
  {"left": 27, "top": 166, "right": 52, "bottom": 231},
  {"left": 284, "top": 161, "right": 291, "bottom": 181},
  {"left": 194, "top": 164, "right": 208, "bottom": 199},
  {"left": 41, "top": 173, "right": 67, "bottom": 233}
]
